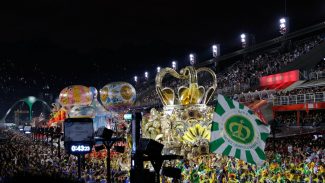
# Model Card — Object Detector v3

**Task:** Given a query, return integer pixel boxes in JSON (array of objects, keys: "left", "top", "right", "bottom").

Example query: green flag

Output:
[{"left": 209, "top": 94, "right": 270, "bottom": 166}]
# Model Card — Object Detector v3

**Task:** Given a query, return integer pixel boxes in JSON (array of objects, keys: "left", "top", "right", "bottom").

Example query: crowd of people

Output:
[
  {"left": 0, "top": 127, "right": 324, "bottom": 183},
  {"left": 165, "top": 134, "right": 324, "bottom": 183},
  {"left": 134, "top": 33, "right": 325, "bottom": 107},
  {"left": 274, "top": 110, "right": 325, "bottom": 127},
  {"left": 0, "top": 128, "right": 111, "bottom": 183}
]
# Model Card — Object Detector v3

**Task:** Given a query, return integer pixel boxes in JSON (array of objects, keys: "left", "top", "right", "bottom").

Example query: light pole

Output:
[{"left": 24, "top": 96, "right": 37, "bottom": 121}]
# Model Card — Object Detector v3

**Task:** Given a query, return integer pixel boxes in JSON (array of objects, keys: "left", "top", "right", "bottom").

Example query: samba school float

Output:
[{"left": 51, "top": 66, "right": 270, "bottom": 183}]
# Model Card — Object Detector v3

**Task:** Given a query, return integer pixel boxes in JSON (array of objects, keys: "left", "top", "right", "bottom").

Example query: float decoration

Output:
[
  {"left": 142, "top": 66, "right": 217, "bottom": 158},
  {"left": 59, "top": 85, "right": 93, "bottom": 112},
  {"left": 99, "top": 82, "right": 136, "bottom": 111}
]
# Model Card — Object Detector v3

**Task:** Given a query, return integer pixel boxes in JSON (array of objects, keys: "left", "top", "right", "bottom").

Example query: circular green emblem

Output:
[{"left": 225, "top": 115, "right": 255, "bottom": 144}]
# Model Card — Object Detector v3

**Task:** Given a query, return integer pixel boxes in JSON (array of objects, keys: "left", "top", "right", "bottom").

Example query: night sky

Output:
[{"left": 0, "top": 0, "right": 324, "bottom": 116}]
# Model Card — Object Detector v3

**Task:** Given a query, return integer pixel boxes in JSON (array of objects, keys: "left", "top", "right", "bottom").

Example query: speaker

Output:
[
  {"left": 96, "top": 127, "right": 113, "bottom": 140},
  {"left": 139, "top": 138, "right": 164, "bottom": 156}
]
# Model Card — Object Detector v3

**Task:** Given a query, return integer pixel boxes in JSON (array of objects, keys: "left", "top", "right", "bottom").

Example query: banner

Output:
[{"left": 210, "top": 95, "right": 270, "bottom": 166}]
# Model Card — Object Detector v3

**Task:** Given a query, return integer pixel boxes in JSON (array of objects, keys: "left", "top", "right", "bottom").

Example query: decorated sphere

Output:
[
  {"left": 59, "top": 85, "right": 93, "bottom": 107},
  {"left": 99, "top": 82, "right": 136, "bottom": 110}
]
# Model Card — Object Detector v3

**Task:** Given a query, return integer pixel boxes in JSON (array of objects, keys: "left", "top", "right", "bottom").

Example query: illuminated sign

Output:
[
  {"left": 124, "top": 113, "right": 133, "bottom": 121},
  {"left": 63, "top": 118, "right": 94, "bottom": 155},
  {"left": 259, "top": 70, "right": 299, "bottom": 89}
]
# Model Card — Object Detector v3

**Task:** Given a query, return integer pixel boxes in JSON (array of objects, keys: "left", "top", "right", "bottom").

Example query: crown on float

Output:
[{"left": 155, "top": 66, "right": 217, "bottom": 106}]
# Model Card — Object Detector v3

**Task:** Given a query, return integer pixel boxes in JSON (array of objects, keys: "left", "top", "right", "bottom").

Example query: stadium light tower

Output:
[
  {"left": 241, "top": 33, "right": 246, "bottom": 48},
  {"left": 157, "top": 66, "right": 161, "bottom": 73},
  {"left": 212, "top": 44, "right": 220, "bottom": 58},
  {"left": 144, "top": 72, "right": 148, "bottom": 80},
  {"left": 172, "top": 61, "right": 177, "bottom": 70},
  {"left": 189, "top": 53, "right": 195, "bottom": 65},
  {"left": 279, "top": 17, "right": 288, "bottom": 35},
  {"left": 134, "top": 76, "right": 137, "bottom": 82}
]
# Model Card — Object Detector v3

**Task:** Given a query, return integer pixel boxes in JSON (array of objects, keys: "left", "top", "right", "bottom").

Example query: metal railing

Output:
[
  {"left": 273, "top": 92, "right": 325, "bottom": 105},
  {"left": 309, "top": 70, "right": 325, "bottom": 80}
]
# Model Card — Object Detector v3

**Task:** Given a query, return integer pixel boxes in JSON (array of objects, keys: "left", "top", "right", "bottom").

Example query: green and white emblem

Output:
[{"left": 210, "top": 94, "right": 270, "bottom": 166}]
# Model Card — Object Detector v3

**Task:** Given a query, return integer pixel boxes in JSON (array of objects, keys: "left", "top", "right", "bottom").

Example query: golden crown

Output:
[{"left": 155, "top": 66, "right": 217, "bottom": 106}]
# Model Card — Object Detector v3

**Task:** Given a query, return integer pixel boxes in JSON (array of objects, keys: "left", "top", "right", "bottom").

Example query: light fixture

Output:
[
  {"left": 189, "top": 54, "right": 195, "bottom": 65},
  {"left": 157, "top": 66, "right": 161, "bottom": 73},
  {"left": 134, "top": 76, "right": 137, "bottom": 82},
  {"left": 279, "top": 17, "right": 288, "bottom": 35},
  {"left": 172, "top": 61, "right": 177, "bottom": 70},
  {"left": 144, "top": 72, "right": 148, "bottom": 79},
  {"left": 240, "top": 33, "right": 247, "bottom": 48},
  {"left": 212, "top": 44, "right": 220, "bottom": 58}
]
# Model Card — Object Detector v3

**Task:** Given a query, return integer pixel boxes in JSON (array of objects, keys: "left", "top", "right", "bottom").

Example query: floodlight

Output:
[
  {"left": 172, "top": 61, "right": 177, "bottom": 70},
  {"left": 280, "top": 18, "right": 286, "bottom": 24},
  {"left": 189, "top": 54, "right": 195, "bottom": 65}
]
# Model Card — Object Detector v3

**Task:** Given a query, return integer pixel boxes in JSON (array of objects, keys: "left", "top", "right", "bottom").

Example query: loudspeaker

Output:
[
  {"left": 96, "top": 127, "right": 113, "bottom": 140},
  {"left": 139, "top": 138, "right": 164, "bottom": 156}
]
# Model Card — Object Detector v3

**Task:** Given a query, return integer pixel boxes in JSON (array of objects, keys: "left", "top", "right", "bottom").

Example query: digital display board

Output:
[{"left": 63, "top": 118, "right": 94, "bottom": 154}]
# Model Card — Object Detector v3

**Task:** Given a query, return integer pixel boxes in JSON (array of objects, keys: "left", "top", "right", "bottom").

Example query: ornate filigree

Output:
[
  {"left": 143, "top": 66, "right": 218, "bottom": 158},
  {"left": 155, "top": 66, "right": 217, "bottom": 106}
]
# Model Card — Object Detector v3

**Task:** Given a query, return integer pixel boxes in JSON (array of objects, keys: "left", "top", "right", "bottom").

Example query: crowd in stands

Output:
[
  {"left": 276, "top": 86, "right": 325, "bottom": 97},
  {"left": 275, "top": 110, "right": 325, "bottom": 127},
  {"left": 135, "top": 33, "right": 325, "bottom": 107}
]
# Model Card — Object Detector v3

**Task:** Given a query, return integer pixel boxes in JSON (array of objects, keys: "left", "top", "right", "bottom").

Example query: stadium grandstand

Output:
[{"left": 134, "top": 22, "right": 325, "bottom": 137}]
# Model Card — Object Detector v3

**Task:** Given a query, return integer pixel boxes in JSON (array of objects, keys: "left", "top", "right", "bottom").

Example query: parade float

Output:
[
  {"left": 98, "top": 82, "right": 136, "bottom": 177},
  {"left": 142, "top": 66, "right": 217, "bottom": 158},
  {"left": 140, "top": 66, "right": 225, "bottom": 182}
]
